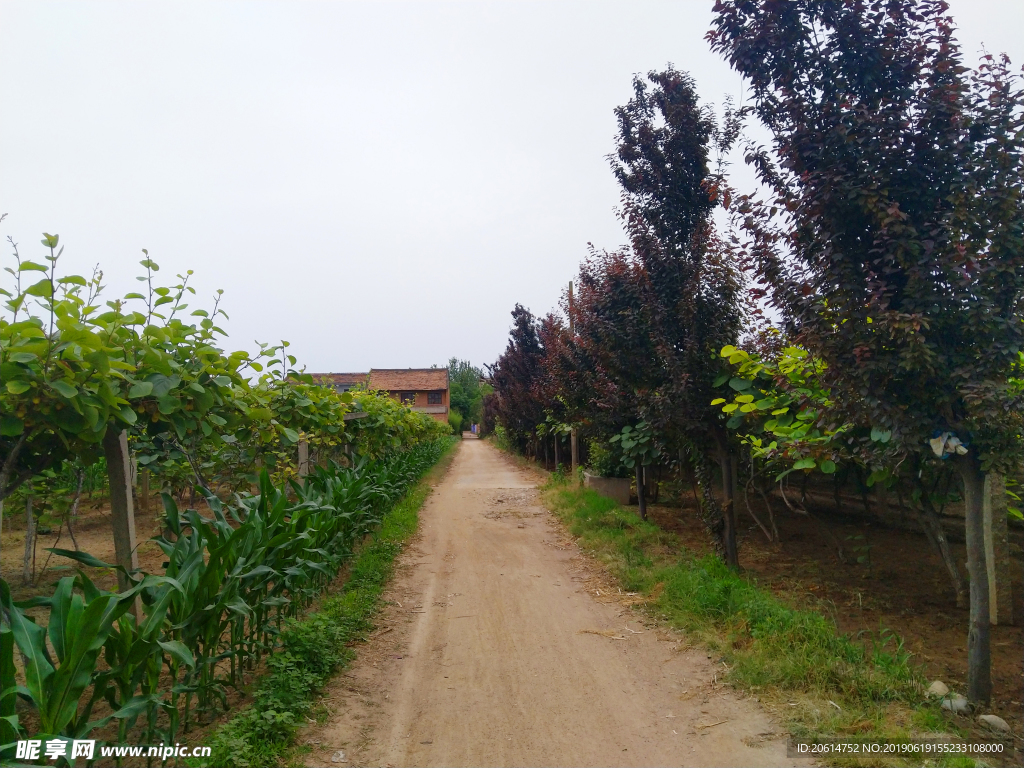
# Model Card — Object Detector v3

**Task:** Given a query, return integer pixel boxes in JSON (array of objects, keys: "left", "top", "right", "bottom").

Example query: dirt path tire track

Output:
[{"left": 300, "top": 440, "right": 796, "bottom": 767}]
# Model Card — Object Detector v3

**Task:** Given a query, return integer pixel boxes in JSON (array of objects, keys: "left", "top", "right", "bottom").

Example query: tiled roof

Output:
[
  {"left": 369, "top": 368, "right": 448, "bottom": 391},
  {"left": 309, "top": 372, "right": 369, "bottom": 387}
]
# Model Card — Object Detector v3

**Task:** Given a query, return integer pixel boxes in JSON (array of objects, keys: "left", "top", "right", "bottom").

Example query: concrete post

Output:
[
  {"left": 102, "top": 428, "right": 139, "bottom": 591},
  {"left": 298, "top": 439, "right": 310, "bottom": 484}
]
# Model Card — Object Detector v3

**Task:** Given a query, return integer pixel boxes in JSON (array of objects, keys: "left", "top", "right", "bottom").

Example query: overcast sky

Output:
[{"left": 3, "top": 1, "right": 1023, "bottom": 375}]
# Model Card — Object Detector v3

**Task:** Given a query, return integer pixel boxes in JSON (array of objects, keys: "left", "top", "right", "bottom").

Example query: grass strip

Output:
[
  {"left": 192, "top": 442, "right": 456, "bottom": 768},
  {"left": 543, "top": 479, "right": 980, "bottom": 768}
]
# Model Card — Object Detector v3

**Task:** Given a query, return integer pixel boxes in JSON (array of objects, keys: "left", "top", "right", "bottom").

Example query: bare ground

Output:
[{"left": 297, "top": 439, "right": 795, "bottom": 768}]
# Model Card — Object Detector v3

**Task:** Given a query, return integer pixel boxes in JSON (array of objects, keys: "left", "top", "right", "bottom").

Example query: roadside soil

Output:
[
  {"left": 298, "top": 440, "right": 795, "bottom": 768},
  {"left": 2, "top": 492, "right": 169, "bottom": 601}
]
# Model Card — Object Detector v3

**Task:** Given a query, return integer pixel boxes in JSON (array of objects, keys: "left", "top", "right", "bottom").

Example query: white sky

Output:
[{"left": 2, "top": 1, "right": 1022, "bottom": 374}]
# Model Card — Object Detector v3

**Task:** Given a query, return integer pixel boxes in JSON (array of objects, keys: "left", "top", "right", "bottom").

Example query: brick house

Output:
[{"left": 312, "top": 368, "right": 450, "bottom": 423}]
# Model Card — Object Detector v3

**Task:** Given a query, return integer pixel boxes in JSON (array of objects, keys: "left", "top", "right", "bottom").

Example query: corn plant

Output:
[{"left": 0, "top": 436, "right": 450, "bottom": 757}]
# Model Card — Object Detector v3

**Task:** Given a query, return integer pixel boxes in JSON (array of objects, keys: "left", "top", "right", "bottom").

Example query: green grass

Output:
[
  {"left": 191, "top": 442, "right": 456, "bottom": 768},
  {"left": 543, "top": 479, "right": 980, "bottom": 768}
]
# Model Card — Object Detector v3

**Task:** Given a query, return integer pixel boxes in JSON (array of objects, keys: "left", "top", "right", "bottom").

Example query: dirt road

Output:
[{"left": 301, "top": 440, "right": 794, "bottom": 767}]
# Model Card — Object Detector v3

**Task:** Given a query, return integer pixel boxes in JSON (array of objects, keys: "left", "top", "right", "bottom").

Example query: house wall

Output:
[{"left": 384, "top": 389, "right": 449, "bottom": 422}]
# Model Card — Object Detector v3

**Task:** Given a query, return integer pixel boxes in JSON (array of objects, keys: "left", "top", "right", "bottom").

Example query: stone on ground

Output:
[
  {"left": 940, "top": 694, "right": 969, "bottom": 714},
  {"left": 977, "top": 714, "right": 1011, "bottom": 734}
]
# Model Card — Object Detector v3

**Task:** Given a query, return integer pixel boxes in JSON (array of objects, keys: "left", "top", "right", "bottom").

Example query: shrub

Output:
[
  {"left": 448, "top": 409, "right": 463, "bottom": 435},
  {"left": 586, "top": 438, "right": 629, "bottom": 478}
]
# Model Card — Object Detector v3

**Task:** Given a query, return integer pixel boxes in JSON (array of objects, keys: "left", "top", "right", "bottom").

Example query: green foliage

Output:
[
  {"left": 346, "top": 390, "right": 449, "bottom": 460},
  {"left": 492, "top": 425, "right": 513, "bottom": 454},
  {"left": 711, "top": 344, "right": 852, "bottom": 479},
  {"left": 0, "top": 625, "right": 16, "bottom": 749},
  {"left": 2, "top": 233, "right": 454, "bottom": 508},
  {"left": 608, "top": 421, "right": 661, "bottom": 470},
  {"left": 1, "top": 238, "right": 263, "bottom": 502},
  {"left": 448, "top": 409, "right": 463, "bottom": 435},
  {"left": 535, "top": 413, "right": 571, "bottom": 465}
]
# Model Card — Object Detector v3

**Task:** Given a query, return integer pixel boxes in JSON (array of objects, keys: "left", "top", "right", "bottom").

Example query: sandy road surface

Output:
[{"left": 301, "top": 440, "right": 795, "bottom": 767}]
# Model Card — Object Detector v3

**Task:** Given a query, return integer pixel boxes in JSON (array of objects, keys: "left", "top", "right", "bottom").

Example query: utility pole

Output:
[{"left": 569, "top": 281, "right": 579, "bottom": 481}]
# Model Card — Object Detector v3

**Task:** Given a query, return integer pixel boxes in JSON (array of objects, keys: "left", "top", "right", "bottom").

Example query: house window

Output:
[
  {"left": 400, "top": 392, "right": 416, "bottom": 404},
  {"left": 428, "top": 392, "right": 443, "bottom": 405}
]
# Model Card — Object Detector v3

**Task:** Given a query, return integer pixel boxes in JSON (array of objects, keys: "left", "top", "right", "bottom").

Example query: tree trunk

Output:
[
  {"left": 832, "top": 471, "right": 843, "bottom": 515},
  {"left": 636, "top": 465, "right": 647, "bottom": 521},
  {"left": 913, "top": 479, "right": 968, "bottom": 608},
  {"left": 67, "top": 470, "right": 84, "bottom": 552},
  {"left": 854, "top": 467, "right": 873, "bottom": 516},
  {"left": 553, "top": 436, "right": 560, "bottom": 471},
  {"left": 954, "top": 453, "right": 991, "bottom": 706},
  {"left": 0, "top": 431, "right": 29, "bottom": 506},
  {"left": 715, "top": 430, "right": 739, "bottom": 568},
  {"left": 875, "top": 482, "right": 893, "bottom": 523},
  {"left": 22, "top": 494, "right": 34, "bottom": 585},
  {"left": 689, "top": 445, "right": 727, "bottom": 555}
]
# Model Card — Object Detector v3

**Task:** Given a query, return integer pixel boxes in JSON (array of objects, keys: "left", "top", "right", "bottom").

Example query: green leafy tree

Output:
[
  {"left": 0, "top": 235, "right": 262, "bottom": 503},
  {"left": 447, "top": 358, "right": 487, "bottom": 427},
  {"left": 1, "top": 234, "right": 134, "bottom": 503},
  {"left": 609, "top": 421, "right": 662, "bottom": 520}
]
